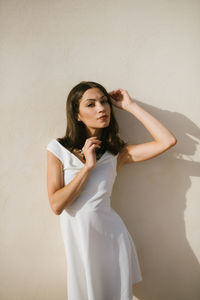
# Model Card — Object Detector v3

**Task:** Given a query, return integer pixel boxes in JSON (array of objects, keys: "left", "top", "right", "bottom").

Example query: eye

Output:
[
  {"left": 87, "top": 99, "right": 108, "bottom": 107},
  {"left": 87, "top": 103, "right": 94, "bottom": 107}
]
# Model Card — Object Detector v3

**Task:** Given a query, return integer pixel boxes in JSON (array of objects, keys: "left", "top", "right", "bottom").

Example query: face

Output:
[{"left": 77, "top": 88, "right": 111, "bottom": 136}]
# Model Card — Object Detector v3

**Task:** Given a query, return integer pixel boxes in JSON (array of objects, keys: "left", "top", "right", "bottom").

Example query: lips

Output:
[{"left": 98, "top": 115, "right": 107, "bottom": 119}]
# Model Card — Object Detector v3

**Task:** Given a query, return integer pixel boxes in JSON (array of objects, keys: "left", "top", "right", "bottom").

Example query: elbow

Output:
[
  {"left": 50, "top": 199, "right": 62, "bottom": 215},
  {"left": 53, "top": 208, "right": 62, "bottom": 215},
  {"left": 52, "top": 206, "right": 62, "bottom": 215},
  {"left": 170, "top": 137, "right": 177, "bottom": 146},
  {"left": 52, "top": 204, "right": 62, "bottom": 215},
  {"left": 165, "top": 137, "right": 177, "bottom": 149}
]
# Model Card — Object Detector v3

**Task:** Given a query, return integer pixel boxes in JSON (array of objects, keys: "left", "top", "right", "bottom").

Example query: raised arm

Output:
[{"left": 109, "top": 89, "right": 177, "bottom": 170}]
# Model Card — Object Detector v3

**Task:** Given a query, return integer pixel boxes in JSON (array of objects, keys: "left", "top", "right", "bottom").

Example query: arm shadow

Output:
[{"left": 111, "top": 99, "right": 200, "bottom": 300}]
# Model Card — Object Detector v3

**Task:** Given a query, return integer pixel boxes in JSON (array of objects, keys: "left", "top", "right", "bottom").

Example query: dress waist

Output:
[{"left": 62, "top": 199, "right": 112, "bottom": 216}]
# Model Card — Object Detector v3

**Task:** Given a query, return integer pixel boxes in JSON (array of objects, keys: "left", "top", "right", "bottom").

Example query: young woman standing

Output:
[{"left": 46, "top": 81, "right": 177, "bottom": 300}]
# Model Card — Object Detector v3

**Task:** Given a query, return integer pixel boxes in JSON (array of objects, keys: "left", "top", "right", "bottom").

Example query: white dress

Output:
[{"left": 46, "top": 138, "right": 142, "bottom": 300}]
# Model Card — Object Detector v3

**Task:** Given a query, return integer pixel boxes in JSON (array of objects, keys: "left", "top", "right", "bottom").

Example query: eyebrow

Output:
[{"left": 84, "top": 95, "right": 107, "bottom": 102}]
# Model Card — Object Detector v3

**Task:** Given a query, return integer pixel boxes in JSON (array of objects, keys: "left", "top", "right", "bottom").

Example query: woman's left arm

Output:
[{"left": 109, "top": 89, "right": 177, "bottom": 166}]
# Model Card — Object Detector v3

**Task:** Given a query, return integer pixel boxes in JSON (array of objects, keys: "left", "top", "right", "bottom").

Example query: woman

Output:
[{"left": 46, "top": 81, "right": 177, "bottom": 300}]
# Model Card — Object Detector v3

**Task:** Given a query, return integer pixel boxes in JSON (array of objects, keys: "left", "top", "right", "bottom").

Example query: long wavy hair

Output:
[{"left": 57, "top": 81, "right": 127, "bottom": 156}]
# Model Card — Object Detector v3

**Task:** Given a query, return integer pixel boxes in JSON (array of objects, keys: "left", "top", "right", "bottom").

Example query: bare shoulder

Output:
[{"left": 46, "top": 150, "right": 64, "bottom": 200}]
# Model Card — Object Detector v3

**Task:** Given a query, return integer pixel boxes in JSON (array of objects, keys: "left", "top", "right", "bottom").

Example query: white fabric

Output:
[{"left": 46, "top": 138, "right": 142, "bottom": 300}]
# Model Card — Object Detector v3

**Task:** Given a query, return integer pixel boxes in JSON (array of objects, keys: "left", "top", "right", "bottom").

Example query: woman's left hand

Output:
[{"left": 108, "top": 89, "right": 133, "bottom": 110}]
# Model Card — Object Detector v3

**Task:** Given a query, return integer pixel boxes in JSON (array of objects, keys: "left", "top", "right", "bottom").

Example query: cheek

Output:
[{"left": 80, "top": 109, "right": 94, "bottom": 120}]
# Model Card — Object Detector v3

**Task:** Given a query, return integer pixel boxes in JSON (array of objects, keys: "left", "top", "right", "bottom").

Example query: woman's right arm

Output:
[{"left": 46, "top": 151, "right": 94, "bottom": 215}]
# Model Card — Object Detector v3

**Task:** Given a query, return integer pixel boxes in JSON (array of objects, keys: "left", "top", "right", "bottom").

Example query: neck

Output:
[{"left": 85, "top": 128, "right": 102, "bottom": 139}]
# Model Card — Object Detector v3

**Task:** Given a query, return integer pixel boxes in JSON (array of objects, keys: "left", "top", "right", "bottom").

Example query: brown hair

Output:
[{"left": 57, "top": 81, "right": 127, "bottom": 155}]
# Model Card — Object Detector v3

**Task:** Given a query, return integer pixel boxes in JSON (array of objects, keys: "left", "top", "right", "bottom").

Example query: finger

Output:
[
  {"left": 86, "top": 136, "right": 99, "bottom": 141},
  {"left": 110, "top": 98, "right": 117, "bottom": 103},
  {"left": 86, "top": 139, "right": 102, "bottom": 147},
  {"left": 90, "top": 136, "right": 101, "bottom": 139},
  {"left": 94, "top": 143, "right": 101, "bottom": 148},
  {"left": 90, "top": 144, "right": 101, "bottom": 151},
  {"left": 109, "top": 89, "right": 119, "bottom": 94},
  {"left": 85, "top": 137, "right": 102, "bottom": 143}
]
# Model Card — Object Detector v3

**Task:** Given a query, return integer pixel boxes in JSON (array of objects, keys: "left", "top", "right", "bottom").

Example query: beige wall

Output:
[{"left": 1, "top": 0, "right": 200, "bottom": 299}]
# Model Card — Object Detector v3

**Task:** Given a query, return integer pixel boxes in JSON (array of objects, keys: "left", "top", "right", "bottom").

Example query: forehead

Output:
[{"left": 81, "top": 88, "right": 105, "bottom": 102}]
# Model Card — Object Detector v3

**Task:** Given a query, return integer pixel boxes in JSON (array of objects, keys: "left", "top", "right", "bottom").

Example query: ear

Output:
[{"left": 77, "top": 113, "right": 81, "bottom": 122}]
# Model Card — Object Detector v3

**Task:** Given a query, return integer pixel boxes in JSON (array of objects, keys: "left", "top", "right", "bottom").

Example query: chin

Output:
[{"left": 102, "top": 123, "right": 110, "bottom": 128}]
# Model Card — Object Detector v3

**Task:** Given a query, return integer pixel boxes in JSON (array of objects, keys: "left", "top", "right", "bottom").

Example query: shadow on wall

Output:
[{"left": 111, "top": 99, "right": 200, "bottom": 300}]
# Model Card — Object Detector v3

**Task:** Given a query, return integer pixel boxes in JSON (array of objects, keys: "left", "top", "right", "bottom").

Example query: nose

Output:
[{"left": 96, "top": 101, "right": 106, "bottom": 112}]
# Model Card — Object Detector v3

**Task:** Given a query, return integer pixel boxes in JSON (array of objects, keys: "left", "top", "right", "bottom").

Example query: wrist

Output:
[
  {"left": 124, "top": 100, "right": 138, "bottom": 112},
  {"left": 83, "top": 164, "right": 94, "bottom": 173}
]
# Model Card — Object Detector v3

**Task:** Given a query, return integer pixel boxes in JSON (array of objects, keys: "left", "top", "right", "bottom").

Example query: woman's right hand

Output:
[{"left": 81, "top": 136, "right": 102, "bottom": 169}]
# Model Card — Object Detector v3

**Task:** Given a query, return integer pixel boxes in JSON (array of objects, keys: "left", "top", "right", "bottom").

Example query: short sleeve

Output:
[{"left": 46, "top": 139, "right": 64, "bottom": 165}]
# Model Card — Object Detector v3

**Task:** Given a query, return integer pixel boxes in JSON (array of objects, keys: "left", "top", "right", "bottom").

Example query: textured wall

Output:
[{"left": 1, "top": 0, "right": 200, "bottom": 299}]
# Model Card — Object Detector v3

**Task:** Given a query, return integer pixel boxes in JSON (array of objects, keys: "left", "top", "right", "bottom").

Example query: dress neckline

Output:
[{"left": 54, "top": 139, "right": 108, "bottom": 166}]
